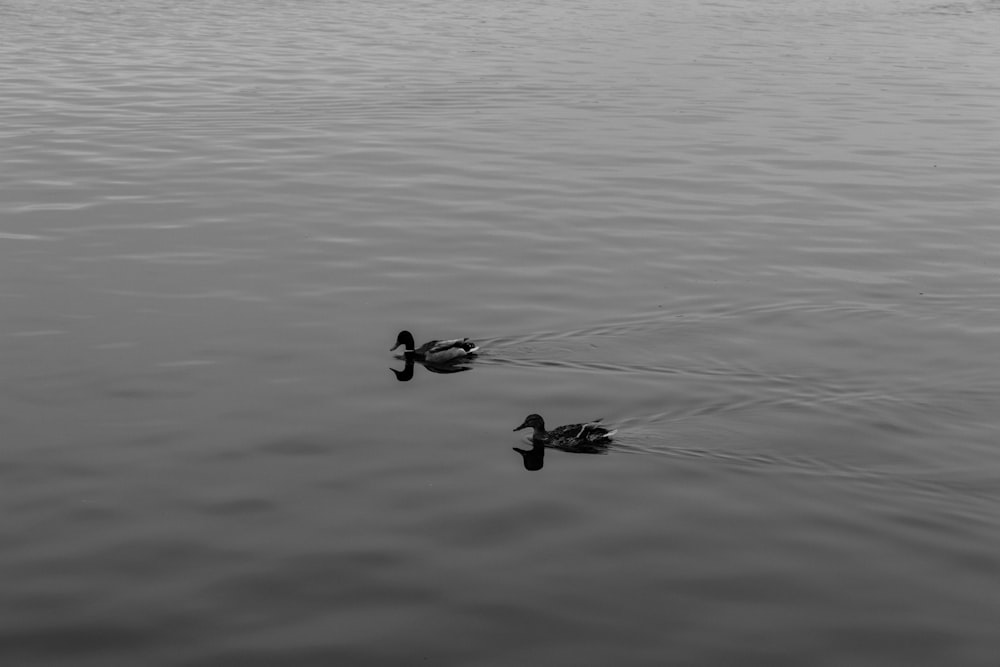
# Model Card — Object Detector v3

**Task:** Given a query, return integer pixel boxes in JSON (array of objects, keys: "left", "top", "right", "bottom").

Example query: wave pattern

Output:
[{"left": 3, "top": 0, "right": 1000, "bottom": 665}]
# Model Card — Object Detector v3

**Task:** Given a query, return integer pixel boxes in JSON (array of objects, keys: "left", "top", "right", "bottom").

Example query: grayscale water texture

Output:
[{"left": 2, "top": 0, "right": 1000, "bottom": 664}]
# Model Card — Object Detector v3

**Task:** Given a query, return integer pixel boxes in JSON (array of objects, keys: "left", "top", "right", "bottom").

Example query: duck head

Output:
[
  {"left": 390, "top": 330, "right": 416, "bottom": 353},
  {"left": 513, "top": 414, "right": 546, "bottom": 435}
]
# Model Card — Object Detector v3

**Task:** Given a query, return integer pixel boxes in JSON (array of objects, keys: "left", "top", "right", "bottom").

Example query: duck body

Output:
[
  {"left": 513, "top": 413, "right": 615, "bottom": 453},
  {"left": 391, "top": 330, "right": 479, "bottom": 364}
]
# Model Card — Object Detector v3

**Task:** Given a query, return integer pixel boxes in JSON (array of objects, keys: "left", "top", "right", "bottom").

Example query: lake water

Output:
[{"left": 2, "top": 0, "right": 1000, "bottom": 664}]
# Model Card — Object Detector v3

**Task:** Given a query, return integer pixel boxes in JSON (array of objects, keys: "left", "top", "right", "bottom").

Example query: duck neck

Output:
[
  {"left": 396, "top": 332, "right": 416, "bottom": 353},
  {"left": 530, "top": 425, "right": 550, "bottom": 441}
]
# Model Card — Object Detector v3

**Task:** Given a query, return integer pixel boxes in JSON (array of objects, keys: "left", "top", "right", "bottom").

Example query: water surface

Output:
[{"left": 2, "top": 0, "right": 1000, "bottom": 664}]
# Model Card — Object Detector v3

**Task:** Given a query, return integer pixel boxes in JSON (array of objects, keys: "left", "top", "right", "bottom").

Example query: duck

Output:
[
  {"left": 513, "top": 413, "right": 616, "bottom": 453},
  {"left": 390, "top": 330, "right": 479, "bottom": 365}
]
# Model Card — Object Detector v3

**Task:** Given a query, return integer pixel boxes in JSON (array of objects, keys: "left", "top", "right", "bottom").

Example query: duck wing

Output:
[
  {"left": 430, "top": 337, "right": 478, "bottom": 352},
  {"left": 549, "top": 422, "right": 601, "bottom": 440},
  {"left": 546, "top": 422, "right": 614, "bottom": 453},
  {"left": 422, "top": 338, "right": 479, "bottom": 362},
  {"left": 570, "top": 421, "right": 616, "bottom": 443}
]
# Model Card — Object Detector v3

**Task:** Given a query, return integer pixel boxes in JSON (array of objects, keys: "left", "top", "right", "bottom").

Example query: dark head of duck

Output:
[
  {"left": 513, "top": 414, "right": 546, "bottom": 439},
  {"left": 390, "top": 330, "right": 416, "bottom": 353}
]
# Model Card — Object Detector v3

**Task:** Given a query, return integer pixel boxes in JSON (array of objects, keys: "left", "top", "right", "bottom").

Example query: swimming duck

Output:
[
  {"left": 513, "top": 413, "right": 616, "bottom": 452},
  {"left": 390, "top": 330, "right": 479, "bottom": 364}
]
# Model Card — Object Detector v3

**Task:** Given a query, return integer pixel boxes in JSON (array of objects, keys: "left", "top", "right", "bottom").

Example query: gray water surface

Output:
[{"left": 3, "top": 0, "right": 1000, "bottom": 664}]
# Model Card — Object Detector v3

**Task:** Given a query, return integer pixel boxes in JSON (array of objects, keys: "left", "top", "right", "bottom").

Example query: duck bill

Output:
[
  {"left": 513, "top": 421, "right": 530, "bottom": 432},
  {"left": 389, "top": 342, "right": 401, "bottom": 351}
]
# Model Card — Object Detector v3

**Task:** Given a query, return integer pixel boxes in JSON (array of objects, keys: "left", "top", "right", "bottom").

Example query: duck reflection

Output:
[
  {"left": 389, "top": 358, "right": 473, "bottom": 382},
  {"left": 513, "top": 441, "right": 546, "bottom": 471}
]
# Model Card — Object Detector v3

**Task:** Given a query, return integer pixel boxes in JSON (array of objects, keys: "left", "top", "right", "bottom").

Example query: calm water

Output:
[{"left": 3, "top": 0, "right": 1000, "bottom": 664}]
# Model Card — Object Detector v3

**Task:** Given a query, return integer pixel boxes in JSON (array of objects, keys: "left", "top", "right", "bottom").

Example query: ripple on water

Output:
[{"left": 3, "top": 0, "right": 1000, "bottom": 664}]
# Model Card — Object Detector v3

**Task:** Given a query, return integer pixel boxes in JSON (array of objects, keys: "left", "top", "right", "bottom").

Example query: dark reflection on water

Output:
[
  {"left": 512, "top": 438, "right": 612, "bottom": 472},
  {"left": 513, "top": 441, "right": 547, "bottom": 471},
  {"left": 389, "top": 357, "right": 473, "bottom": 382},
  {"left": 3, "top": 0, "right": 1000, "bottom": 664}
]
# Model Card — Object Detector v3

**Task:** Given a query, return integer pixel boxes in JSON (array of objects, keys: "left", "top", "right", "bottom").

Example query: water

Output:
[{"left": 2, "top": 0, "right": 1000, "bottom": 664}]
